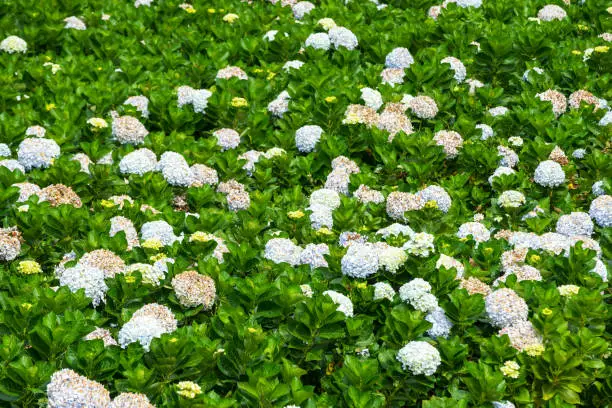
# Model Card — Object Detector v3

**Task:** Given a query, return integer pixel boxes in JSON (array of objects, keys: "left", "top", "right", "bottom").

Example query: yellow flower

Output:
[
  {"left": 169, "top": 337, "right": 178, "bottom": 343},
  {"left": 17, "top": 261, "right": 42, "bottom": 275},
  {"left": 608, "top": 6, "right": 612, "bottom": 14},
  {"left": 317, "top": 227, "right": 333, "bottom": 235},
  {"left": 17, "top": 205, "right": 29, "bottom": 212},
  {"left": 124, "top": 275, "right": 136, "bottom": 284},
  {"left": 186, "top": 6, "right": 196, "bottom": 13},
  {"left": 483, "top": 247, "right": 494, "bottom": 255},
  {"left": 100, "top": 199, "right": 116, "bottom": 208},
  {"left": 356, "top": 282, "right": 367, "bottom": 289},
  {"left": 530, "top": 254, "right": 541, "bottom": 263},
  {"left": 287, "top": 210, "right": 305, "bottom": 219},
  {"left": 594, "top": 46, "right": 609, "bottom": 53},
  {"left": 247, "top": 327, "right": 257, "bottom": 333},
  {"left": 142, "top": 238, "right": 163, "bottom": 250},
  {"left": 500, "top": 361, "right": 520, "bottom": 378},
  {"left": 266, "top": 71, "right": 276, "bottom": 80},
  {"left": 21, "top": 303, "right": 33, "bottom": 311},
  {"left": 87, "top": 117, "right": 108, "bottom": 128},
  {"left": 542, "top": 308, "right": 553, "bottom": 316},
  {"left": 231, "top": 97, "right": 248, "bottom": 108},
  {"left": 424, "top": 200, "right": 438, "bottom": 209},
  {"left": 207, "top": 8, "right": 215, "bottom": 13},
  {"left": 525, "top": 344, "right": 545, "bottom": 357},
  {"left": 190, "top": 231, "right": 213, "bottom": 242},
  {"left": 576, "top": 24, "right": 589, "bottom": 31},
  {"left": 149, "top": 253, "right": 167, "bottom": 262},
  {"left": 253, "top": 68, "right": 264, "bottom": 74},
  {"left": 45, "top": 103, "right": 56, "bottom": 111},
  {"left": 317, "top": 18, "right": 337, "bottom": 30},
  {"left": 325, "top": 96, "right": 337, "bottom": 103},
  {"left": 176, "top": 381, "right": 202, "bottom": 399},
  {"left": 571, "top": 50, "right": 582, "bottom": 55},
  {"left": 222, "top": 13, "right": 239, "bottom": 23}
]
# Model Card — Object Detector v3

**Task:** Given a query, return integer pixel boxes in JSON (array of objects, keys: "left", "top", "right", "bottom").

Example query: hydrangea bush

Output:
[{"left": 0, "top": 0, "right": 610, "bottom": 407}]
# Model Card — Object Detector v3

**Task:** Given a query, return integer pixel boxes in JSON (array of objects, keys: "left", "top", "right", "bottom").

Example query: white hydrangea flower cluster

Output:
[
  {"left": 353, "top": 184, "right": 384, "bottom": 204},
  {"left": 177, "top": 85, "right": 213, "bottom": 114},
  {"left": 323, "top": 290, "right": 354, "bottom": 317},
  {"left": 140, "top": 220, "right": 184, "bottom": 246},
  {"left": 376, "top": 223, "right": 415, "bottom": 239},
  {"left": 396, "top": 341, "right": 441, "bottom": 375},
  {"left": 385, "top": 47, "right": 414, "bottom": 69},
  {"left": 64, "top": 16, "right": 87, "bottom": 30},
  {"left": 0, "top": 35, "right": 27, "bottom": 53},
  {"left": 295, "top": 125, "right": 323, "bottom": 153},
  {"left": 537, "top": 4, "right": 567, "bottom": 21},
  {"left": 436, "top": 254, "right": 464, "bottom": 278},
  {"left": 17, "top": 137, "right": 60, "bottom": 171},
  {"left": 58, "top": 264, "right": 108, "bottom": 307},
  {"left": 555, "top": 212, "right": 594, "bottom": 237},
  {"left": 498, "top": 190, "right": 526, "bottom": 209},
  {"left": 213, "top": 128, "right": 241, "bottom": 151},
  {"left": 125, "top": 263, "right": 166, "bottom": 286},
  {"left": 489, "top": 167, "right": 515, "bottom": 185},
  {"left": 111, "top": 115, "right": 149, "bottom": 145},
  {"left": 386, "top": 185, "right": 452, "bottom": 220},
  {"left": 485, "top": 289, "right": 529, "bottom": 328},
  {"left": 426, "top": 306, "right": 453, "bottom": 338},
  {"left": 441, "top": 57, "right": 466, "bottom": 82},
  {"left": 0, "top": 227, "right": 22, "bottom": 261},
  {"left": 534, "top": 160, "right": 565, "bottom": 188},
  {"left": 589, "top": 195, "right": 611, "bottom": 227},
  {"left": 171, "top": 270, "right": 216, "bottom": 309},
  {"left": 47, "top": 369, "right": 111, "bottom": 407},
  {"left": 399, "top": 278, "right": 438, "bottom": 313},
  {"left": 403, "top": 232, "right": 435, "bottom": 257},
  {"left": 119, "top": 148, "right": 157, "bottom": 175},
  {"left": 373, "top": 282, "right": 395, "bottom": 301},
  {"left": 118, "top": 303, "right": 177, "bottom": 351},
  {"left": 328, "top": 27, "right": 359, "bottom": 50},
  {"left": 264, "top": 238, "right": 303, "bottom": 266},
  {"left": 433, "top": 130, "right": 463, "bottom": 158},
  {"left": 324, "top": 155, "right": 360, "bottom": 195},
  {"left": 308, "top": 188, "right": 340, "bottom": 229},
  {"left": 360, "top": 87, "right": 383, "bottom": 110},
  {"left": 476, "top": 123, "right": 494, "bottom": 140},
  {"left": 124, "top": 95, "right": 150, "bottom": 118},
  {"left": 457, "top": 222, "right": 490, "bottom": 243},
  {"left": 341, "top": 243, "right": 380, "bottom": 278},
  {"left": 292, "top": 1, "right": 315, "bottom": 19},
  {"left": 268, "top": 90, "right": 291, "bottom": 117},
  {"left": 305, "top": 33, "right": 331, "bottom": 50}
]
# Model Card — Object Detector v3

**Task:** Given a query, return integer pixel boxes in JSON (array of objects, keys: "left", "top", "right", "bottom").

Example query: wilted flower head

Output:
[
  {"left": 47, "top": 369, "right": 111, "bottom": 408},
  {"left": 433, "top": 130, "right": 463, "bottom": 158},
  {"left": 536, "top": 89, "right": 567, "bottom": 117},
  {"left": 172, "top": 270, "right": 216, "bottom": 309}
]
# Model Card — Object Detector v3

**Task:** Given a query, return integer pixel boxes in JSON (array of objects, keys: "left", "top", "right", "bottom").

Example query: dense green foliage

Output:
[{"left": 0, "top": 0, "right": 610, "bottom": 407}]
